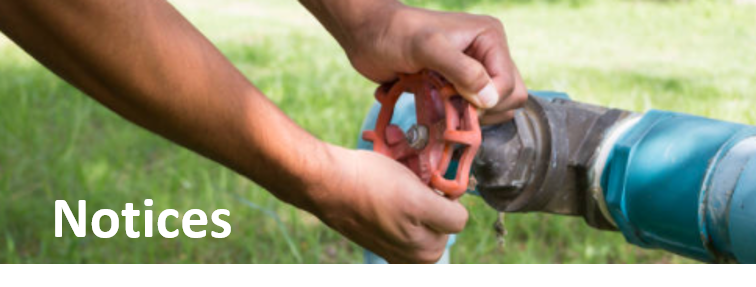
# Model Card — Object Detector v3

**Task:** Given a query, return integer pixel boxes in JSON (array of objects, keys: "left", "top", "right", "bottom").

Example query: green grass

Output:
[{"left": 1, "top": 0, "right": 754, "bottom": 263}]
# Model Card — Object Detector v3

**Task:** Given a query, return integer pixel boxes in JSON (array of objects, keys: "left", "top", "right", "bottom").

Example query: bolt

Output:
[{"left": 406, "top": 124, "right": 429, "bottom": 150}]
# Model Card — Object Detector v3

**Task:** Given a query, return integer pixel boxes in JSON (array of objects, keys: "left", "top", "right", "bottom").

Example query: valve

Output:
[{"left": 362, "top": 70, "right": 481, "bottom": 199}]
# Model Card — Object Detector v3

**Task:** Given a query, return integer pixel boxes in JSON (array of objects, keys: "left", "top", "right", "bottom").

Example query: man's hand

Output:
[
  {"left": 301, "top": 0, "right": 528, "bottom": 125},
  {"left": 311, "top": 146, "right": 468, "bottom": 263}
]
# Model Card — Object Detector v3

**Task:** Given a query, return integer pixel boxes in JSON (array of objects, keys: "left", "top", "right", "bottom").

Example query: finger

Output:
[
  {"left": 417, "top": 191, "right": 469, "bottom": 234},
  {"left": 412, "top": 32, "right": 499, "bottom": 109},
  {"left": 470, "top": 26, "right": 516, "bottom": 101},
  {"left": 480, "top": 66, "right": 528, "bottom": 125},
  {"left": 462, "top": 19, "right": 528, "bottom": 124}
]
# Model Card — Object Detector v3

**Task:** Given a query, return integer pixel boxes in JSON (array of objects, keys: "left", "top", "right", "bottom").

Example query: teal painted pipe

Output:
[{"left": 602, "top": 110, "right": 756, "bottom": 263}]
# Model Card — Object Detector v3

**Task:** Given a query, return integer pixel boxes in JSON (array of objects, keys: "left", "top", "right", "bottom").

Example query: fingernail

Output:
[{"left": 477, "top": 82, "right": 499, "bottom": 108}]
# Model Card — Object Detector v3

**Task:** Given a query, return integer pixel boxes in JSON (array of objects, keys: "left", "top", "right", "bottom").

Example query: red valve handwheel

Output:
[{"left": 362, "top": 70, "right": 481, "bottom": 199}]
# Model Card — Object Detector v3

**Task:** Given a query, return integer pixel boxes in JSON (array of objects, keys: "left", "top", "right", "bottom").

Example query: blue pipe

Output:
[{"left": 602, "top": 110, "right": 756, "bottom": 263}]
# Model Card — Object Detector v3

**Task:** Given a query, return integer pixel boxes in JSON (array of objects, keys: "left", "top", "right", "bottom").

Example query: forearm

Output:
[
  {"left": 0, "top": 0, "right": 330, "bottom": 211},
  {"left": 299, "top": 0, "right": 403, "bottom": 58}
]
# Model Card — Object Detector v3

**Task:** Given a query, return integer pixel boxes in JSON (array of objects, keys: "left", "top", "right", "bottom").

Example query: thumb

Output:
[
  {"left": 418, "top": 191, "right": 469, "bottom": 234},
  {"left": 413, "top": 33, "right": 499, "bottom": 109}
]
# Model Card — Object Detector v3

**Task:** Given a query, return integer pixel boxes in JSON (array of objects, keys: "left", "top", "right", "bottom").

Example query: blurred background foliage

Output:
[{"left": 1, "top": 0, "right": 754, "bottom": 263}]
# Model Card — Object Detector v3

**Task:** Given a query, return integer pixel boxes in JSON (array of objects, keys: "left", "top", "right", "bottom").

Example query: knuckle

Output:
[
  {"left": 510, "top": 87, "right": 529, "bottom": 108},
  {"left": 399, "top": 205, "right": 427, "bottom": 236},
  {"left": 482, "top": 15, "right": 504, "bottom": 31},
  {"left": 500, "top": 78, "right": 516, "bottom": 98},
  {"left": 451, "top": 209, "right": 469, "bottom": 233}
]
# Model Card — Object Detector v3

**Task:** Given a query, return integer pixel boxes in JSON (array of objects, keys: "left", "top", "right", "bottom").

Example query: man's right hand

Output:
[{"left": 300, "top": 0, "right": 528, "bottom": 125}]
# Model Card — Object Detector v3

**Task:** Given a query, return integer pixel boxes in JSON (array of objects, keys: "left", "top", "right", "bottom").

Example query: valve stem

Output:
[{"left": 406, "top": 124, "right": 429, "bottom": 150}]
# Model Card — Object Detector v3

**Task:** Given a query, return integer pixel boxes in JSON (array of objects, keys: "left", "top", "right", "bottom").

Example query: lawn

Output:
[{"left": 1, "top": 0, "right": 754, "bottom": 263}]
